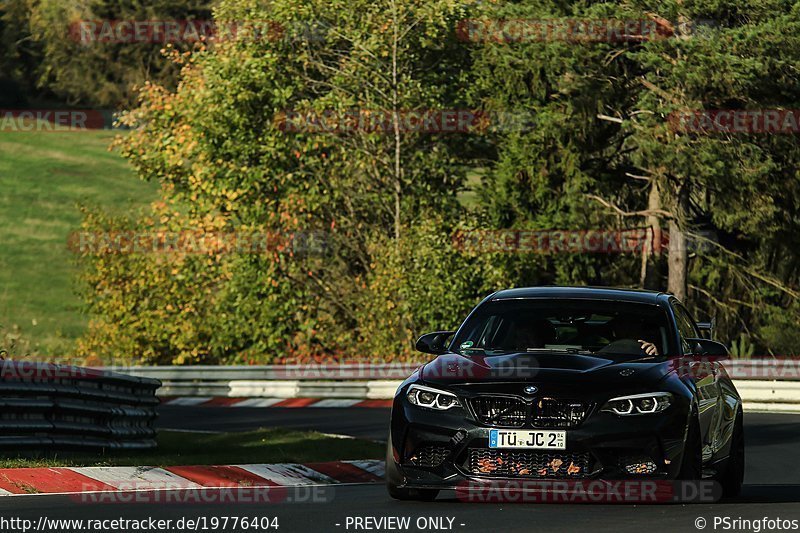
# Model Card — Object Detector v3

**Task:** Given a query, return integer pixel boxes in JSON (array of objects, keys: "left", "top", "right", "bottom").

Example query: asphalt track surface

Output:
[
  {"left": 1, "top": 409, "right": 798, "bottom": 533},
  {"left": 157, "top": 405, "right": 391, "bottom": 440}
]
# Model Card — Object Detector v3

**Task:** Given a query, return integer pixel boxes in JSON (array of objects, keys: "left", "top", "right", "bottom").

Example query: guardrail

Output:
[
  {"left": 104, "top": 360, "right": 800, "bottom": 412},
  {"left": 109, "top": 364, "right": 418, "bottom": 397},
  {"left": 111, "top": 364, "right": 420, "bottom": 381},
  {"left": 109, "top": 359, "right": 800, "bottom": 383},
  {"left": 1, "top": 361, "right": 161, "bottom": 450}
]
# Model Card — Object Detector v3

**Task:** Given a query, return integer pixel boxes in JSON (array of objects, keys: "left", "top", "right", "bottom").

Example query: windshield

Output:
[{"left": 452, "top": 299, "right": 674, "bottom": 358}]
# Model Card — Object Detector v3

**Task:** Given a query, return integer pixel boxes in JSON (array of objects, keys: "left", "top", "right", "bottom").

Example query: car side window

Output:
[{"left": 672, "top": 303, "right": 699, "bottom": 354}]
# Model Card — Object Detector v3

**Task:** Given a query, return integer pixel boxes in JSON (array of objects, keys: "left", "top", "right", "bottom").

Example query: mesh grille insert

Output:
[
  {"left": 533, "top": 398, "right": 588, "bottom": 428},
  {"left": 470, "top": 397, "right": 527, "bottom": 427},
  {"left": 468, "top": 448, "right": 590, "bottom": 478},
  {"left": 406, "top": 445, "right": 450, "bottom": 468}
]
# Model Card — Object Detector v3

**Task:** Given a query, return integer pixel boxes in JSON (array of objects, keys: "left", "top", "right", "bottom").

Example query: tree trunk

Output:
[
  {"left": 640, "top": 181, "right": 663, "bottom": 289},
  {"left": 668, "top": 184, "right": 689, "bottom": 301},
  {"left": 391, "top": 0, "right": 401, "bottom": 241}
]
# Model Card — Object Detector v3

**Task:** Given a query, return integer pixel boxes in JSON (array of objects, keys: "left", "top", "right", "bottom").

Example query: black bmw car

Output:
[{"left": 387, "top": 287, "right": 744, "bottom": 501}]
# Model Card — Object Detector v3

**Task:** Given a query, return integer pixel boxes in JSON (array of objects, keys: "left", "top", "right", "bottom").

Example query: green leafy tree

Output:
[
  {"left": 6, "top": 0, "right": 212, "bottom": 107},
  {"left": 78, "top": 0, "right": 484, "bottom": 363},
  {"left": 466, "top": 0, "right": 800, "bottom": 353}
]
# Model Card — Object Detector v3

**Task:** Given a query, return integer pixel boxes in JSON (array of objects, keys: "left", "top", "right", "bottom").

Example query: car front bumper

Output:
[{"left": 387, "top": 384, "right": 692, "bottom": 490}]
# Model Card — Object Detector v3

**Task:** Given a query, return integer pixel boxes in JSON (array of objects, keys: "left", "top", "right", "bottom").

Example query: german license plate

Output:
[{"left": 489, "top": 429, "right": 566, "bottom": 450}]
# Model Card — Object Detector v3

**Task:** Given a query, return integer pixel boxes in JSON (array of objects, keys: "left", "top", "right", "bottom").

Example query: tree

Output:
[
  {"left": 77, "top": 0, "right": 484, "bottom": 363},
  {"left": 466, "top": 0, "right": 800, "bottom": 352},
  {"left": 7, "top": 0, "right": 212, "bottom": 107}
]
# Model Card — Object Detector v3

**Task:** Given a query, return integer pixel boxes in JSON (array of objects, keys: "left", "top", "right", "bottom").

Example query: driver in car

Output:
[{"left": 610, "top": 319, "right": 660, "bottom": 356}]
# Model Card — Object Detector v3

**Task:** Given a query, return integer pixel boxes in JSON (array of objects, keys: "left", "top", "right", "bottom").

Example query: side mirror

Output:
[
  {"left": 415, "top": 331, "right": 455, "bottom": 355},
  {"left": 688, "top": 338, "right": 729, "bottom": 359}
]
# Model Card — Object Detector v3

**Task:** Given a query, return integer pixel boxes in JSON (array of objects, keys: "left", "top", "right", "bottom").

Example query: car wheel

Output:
[
  {"left": 387, "top": 484, "right": 439, "bottom": 501},
  {"left": 678, "top": 413, "right": 703, "bottom": 480},
  {"left": 719, "top": 409, "right": 744, "bottom": 498}
]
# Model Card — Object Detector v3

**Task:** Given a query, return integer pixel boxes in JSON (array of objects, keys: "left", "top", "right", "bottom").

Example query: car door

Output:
[{"left": 671, "top": 300, "right": 721, "bottom": 462}]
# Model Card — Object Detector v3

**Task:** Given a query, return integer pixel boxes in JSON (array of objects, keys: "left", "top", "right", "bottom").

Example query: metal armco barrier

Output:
[
  {"left": 110, "top": 364, "right": 419, "bottom": 397},
  {"left": 109, "top": 359, "right": 800, "bottom": 383},
  {"left": 0, "top": 360, "right": 161, "bottom": 450},
  {"left": 104, "top": 360, "right": 800, "bottom": 412},
  {"left": 112, "top": 364, "right": 420, "bottom": 381}
]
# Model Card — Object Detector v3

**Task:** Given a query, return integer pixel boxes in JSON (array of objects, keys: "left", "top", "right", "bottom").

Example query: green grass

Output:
[
  {"left": 0, "top": 131, "right": 157, "bottom": 355},
  {"left": 0, "top": 132, "right": 486, "bottom": 356},
  {"left": 458, "top": 167, "right": 486, "bottom": 209},
  {"left": 0, "top": 429, "right": 384, "bottom": 469}
]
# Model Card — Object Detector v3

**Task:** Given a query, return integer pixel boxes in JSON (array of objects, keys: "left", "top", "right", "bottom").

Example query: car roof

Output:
[{"left": 489, "top": 286, "right": 667, "bottom": 305}]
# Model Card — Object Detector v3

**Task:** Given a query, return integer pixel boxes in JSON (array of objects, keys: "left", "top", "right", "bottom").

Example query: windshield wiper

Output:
[
  {"left": 524, "top": 347, "right": 596, "bottom": 355},
  {"left": 460, "top": 347, "right": 596, "bottom": 356},
  {"left": 461, "top": 347, "right": 520, "bottom": 355}
]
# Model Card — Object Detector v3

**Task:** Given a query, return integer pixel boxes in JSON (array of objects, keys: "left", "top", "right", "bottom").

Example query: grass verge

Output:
[
  {"left": 0, "top": 131, "right": 156, "bottom": 355},
  {"left": 0, "top": 428, "right": 384, "bottom": 469}
]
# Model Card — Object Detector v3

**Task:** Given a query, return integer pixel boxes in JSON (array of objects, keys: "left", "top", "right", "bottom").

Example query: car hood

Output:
[{"left": 420, "top": 351, "right": 674, "bottom": 388}]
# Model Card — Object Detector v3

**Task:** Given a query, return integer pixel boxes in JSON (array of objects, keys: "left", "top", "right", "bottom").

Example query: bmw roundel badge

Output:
[{"left": 524, "top": 385, "right": 538, "bottom": 395}]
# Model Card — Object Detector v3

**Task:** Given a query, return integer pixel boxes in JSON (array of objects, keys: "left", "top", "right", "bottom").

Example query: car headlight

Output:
[
  {"left": 406, "top": 384, "right": 461, "bottom": 410},
  {"left": 601, "top": 392, "right": 672, "bottom": 416}
]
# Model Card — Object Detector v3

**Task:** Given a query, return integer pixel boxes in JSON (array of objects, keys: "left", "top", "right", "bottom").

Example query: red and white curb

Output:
[
  {"left": 0, "top": 460, "right": 384, "bottom": 496},
  {"left": 160, "top": 397, "right": 393, "bottom": 408}
]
